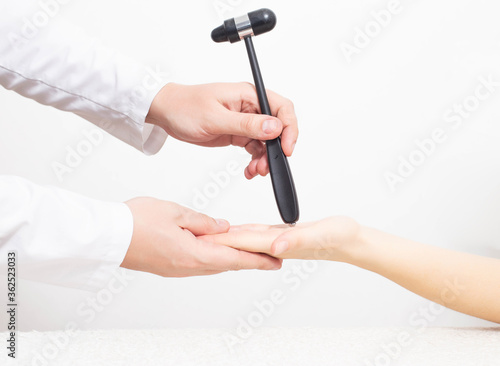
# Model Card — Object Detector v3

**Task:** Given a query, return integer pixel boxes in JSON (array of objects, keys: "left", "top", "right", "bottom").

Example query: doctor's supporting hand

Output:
[
  {"left": 145, "top": 82, "right": 298, "bottom": 180},
  {"left": 201, "top": 217, "right": 500, "bottom": 323},
  {"left": 120, "top": 198, "right": 282, "bottom": 277}
]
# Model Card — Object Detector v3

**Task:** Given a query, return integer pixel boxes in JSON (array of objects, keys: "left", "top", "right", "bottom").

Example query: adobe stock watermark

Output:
[
  {"left": 213, "top": 0, "right": 244, "bottom": 20},
  {"left": 222, "top": 260, "right": 320, "bottom": 353},
  {"left": 363, "top": 277, "right": 465, "bottom": 366},
  {"left": 384, "top": 74, "right": 500, "bottom": 191},
  {"left": 340, "top": 0, "right": 403, "bottom": 63},
  {"left": 8, "top": 0, "right": 73, "bottom": 50},
  {"left": 30, "top": 268, "right": 135, "bottom": 366},
  {"left": 52, "top": 128, "right": 105, "bottom": 182},
  {"left": 192, "top": 159, "right": 244, "bottom": 210},
  {"left": 222, "top": 234, "right": 337, "bottom": 353},
  {"left": 192, "top": 148, "right": 250, "bottom": 210},
  {"left": 51, "top": 65, "right": 169, "bottom": 182}
]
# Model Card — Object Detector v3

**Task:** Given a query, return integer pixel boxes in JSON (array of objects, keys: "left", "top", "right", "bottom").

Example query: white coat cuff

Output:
[{"left": 82, "top": 202, "right": 134, "bottom": 292}]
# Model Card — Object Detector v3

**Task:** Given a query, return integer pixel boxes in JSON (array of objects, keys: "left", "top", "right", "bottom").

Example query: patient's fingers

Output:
[
  {"left": 228, "top": 224, "right": 275, "bottom": 232},
  {"left": 200, "top": 229, "right": 279, "bottom": 254},
  {"left": 271, "top": 228, "right": 308, "bottom": 256},
  {"left": 200, "top": 221, "right": 319, "bottom": 259},
  {"left": 228, "top": 223, "right": 299, "bottom": 232},
  {"left": 271, "top": 223, "right": 333, "bottom": 259}
]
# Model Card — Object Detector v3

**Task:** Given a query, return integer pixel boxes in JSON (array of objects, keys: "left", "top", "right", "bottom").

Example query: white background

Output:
[{"left": 1, "top": 0, "right": 499, "bottom": 331}]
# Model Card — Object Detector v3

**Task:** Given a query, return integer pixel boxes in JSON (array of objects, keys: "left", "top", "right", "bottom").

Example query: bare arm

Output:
[
  {"left": 354, "top": 226, "right": 500, "bottom": 323},
  {"left": 202, "top": 217, "right": 500, "bottom": 323}
]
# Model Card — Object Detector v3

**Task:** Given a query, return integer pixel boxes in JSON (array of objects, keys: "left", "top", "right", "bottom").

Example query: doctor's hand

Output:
[
  {"left": 200, "top": 217, "right": 363, "bottom": 263},
  {"left": 145, "top": 83, "right": 298, "bottom": 180},
  {"left": 120, "top": 198, "right": 282, "bottom": 277}
]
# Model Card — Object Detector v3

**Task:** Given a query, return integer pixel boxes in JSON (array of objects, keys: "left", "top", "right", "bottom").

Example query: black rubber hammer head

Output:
[{"left": 211, "top": 8, "right": 277, "bottom": 43}]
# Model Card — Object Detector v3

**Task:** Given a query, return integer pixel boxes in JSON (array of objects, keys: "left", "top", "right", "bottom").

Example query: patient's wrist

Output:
[{"left": 339, "top": 225, "right": 375, "bottom": 266}]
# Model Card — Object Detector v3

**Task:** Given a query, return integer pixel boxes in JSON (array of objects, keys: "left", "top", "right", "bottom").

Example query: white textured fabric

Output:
[
  {"left": 0, "top": 176, "right": 133, "bottom": 291},
  {"left": 0, "top": 1, "right": 167, "bottom": 290},
  {"left": 1, "top": 328, "right": 499, "bottom": 365}
]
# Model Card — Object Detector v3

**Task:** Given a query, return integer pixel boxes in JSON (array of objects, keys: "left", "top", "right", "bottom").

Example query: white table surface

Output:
[{"left": 2, "top": 327, "right": 500, "bottom": 366}]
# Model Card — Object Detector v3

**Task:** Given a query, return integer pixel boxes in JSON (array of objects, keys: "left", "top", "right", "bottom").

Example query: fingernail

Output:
[
  {"left": 273, "top": 241, "right": 289, "bottom": 256},
  {"left": 262, "top": 119, "right": 278, "bottom": 134},
  {"left": 291, "top": 142, "right": 296, "bottom": 154},
  {"left": 216, "top": 219, "right": 228, "bottom": 227}
]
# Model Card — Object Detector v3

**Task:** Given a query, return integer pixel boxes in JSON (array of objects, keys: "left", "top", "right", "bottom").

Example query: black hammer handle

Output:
[{"left": 244, "top": 36, "right": 299, "bottom": 224}]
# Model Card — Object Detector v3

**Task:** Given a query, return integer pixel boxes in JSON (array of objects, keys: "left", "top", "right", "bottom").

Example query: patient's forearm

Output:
[{"left": 348, "top": 227, "right": 500, "bottom": 323}]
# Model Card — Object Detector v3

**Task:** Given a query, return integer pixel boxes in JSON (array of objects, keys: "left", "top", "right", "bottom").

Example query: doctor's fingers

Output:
[
  {"left": 226, "top": 137, "right": 269, "bottom": 179},
  {"left": 176, "top": 207, "right": 230, "bottom": 236},
  {"left": 196, "top": 240, "right": 282, "bottom": 271},
  {"left": 235, "top": 83, "right": 298, "bottom": 156},
  {"left": 244, "top": 140, "right": 269, "bottom": 178},
  {"left": 214, "top": 107, "right": 283, "bottom": 142},
  {"left": 266, "top": 90, "right": 299, "bottom": 157},
  {"left": 245, "top": 156, "right": 270, "bottom": 179}
]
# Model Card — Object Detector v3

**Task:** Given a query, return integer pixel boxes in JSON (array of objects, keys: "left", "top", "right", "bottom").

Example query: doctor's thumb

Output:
[{"left": 220, "top": 111, "right": 283, "bottom": 140}]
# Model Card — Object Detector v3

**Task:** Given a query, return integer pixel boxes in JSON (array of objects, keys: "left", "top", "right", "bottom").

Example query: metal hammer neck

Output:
[{"left": 235, "top": 14, "right": 254, "bottom": 40}]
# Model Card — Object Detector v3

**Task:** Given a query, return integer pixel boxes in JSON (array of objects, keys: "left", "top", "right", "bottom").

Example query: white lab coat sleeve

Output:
[
  {"left": 0, "top": 2, "right": 168, "bottom": 155},
  {"left": 0, "top": 176, "right": 134, "bottom": 292}
]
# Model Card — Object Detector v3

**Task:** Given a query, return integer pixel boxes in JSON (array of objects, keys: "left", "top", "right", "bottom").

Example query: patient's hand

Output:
[
  {"left": 201, "top": 217, "right": 363, "bottom": 263},
  {"left": 207, "top": 217, "right": 500, "bottom": 324}
]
